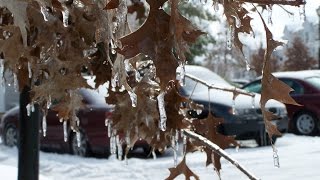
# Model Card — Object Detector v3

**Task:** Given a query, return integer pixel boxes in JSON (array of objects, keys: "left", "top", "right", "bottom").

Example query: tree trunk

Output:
[{"left": 18, "top": 85, "right": 40, "bottom": 180}]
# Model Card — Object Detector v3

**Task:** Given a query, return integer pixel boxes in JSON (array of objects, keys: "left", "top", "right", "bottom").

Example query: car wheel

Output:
[
  {"left": 70, "top": 131, "right": 90, "bottom": 157},
  {"left": 293, "top": 112, "right": 318, "bottom": 136},
  {"left": 4, "top": 125, "right": 18, "bottom": 147}
]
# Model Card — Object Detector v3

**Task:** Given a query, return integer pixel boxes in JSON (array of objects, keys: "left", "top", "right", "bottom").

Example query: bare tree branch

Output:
[
  {"left": 183, "top": 129, "right": 260, "bottom": 180},
  {"left": 238, "top": 0, "right": 306, "bottom": 6},
  {"left": 182, "top": 73, "right": 255, "bottom": 97}
]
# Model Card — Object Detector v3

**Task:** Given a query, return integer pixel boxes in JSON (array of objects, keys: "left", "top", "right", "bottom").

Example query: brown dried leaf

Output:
[
  {"left": 194, "top": 113, "right": 238, "bottom": 171},
  {"left": 258, "top": 10, "right": 300, "bottom": 136},
  {"left": 104, "top": 0, "right": 119, "bottom": 10},
  {"left": 166, "top": 155, "right": 199, "bottom": 180}
]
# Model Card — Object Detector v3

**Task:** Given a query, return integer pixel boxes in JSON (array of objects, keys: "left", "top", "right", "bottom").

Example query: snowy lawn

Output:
[{"left": 0, "top": 133, "right": 319, "bottom": 180}]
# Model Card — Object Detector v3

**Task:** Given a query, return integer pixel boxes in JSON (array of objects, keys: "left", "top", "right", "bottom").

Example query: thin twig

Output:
[
  {"left": 183, "top": 73, "right": 255, "bottom": 97},
  {"left": 183, "top": 129, "right": 260, "bottom": 180},
  {"left": 238, "top": 0, "right": 305, "bottom": 6}
]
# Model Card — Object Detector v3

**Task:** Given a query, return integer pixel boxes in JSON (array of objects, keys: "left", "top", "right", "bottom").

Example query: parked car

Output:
[
  {"left": 178, "top": 65, "right": 288, "bottom": 146},
  {"left": 242, "top": 70, "right": 320, "bottom": 136},
  {"left": 0, "top": 88, "right": 149, "bottom": 157}
]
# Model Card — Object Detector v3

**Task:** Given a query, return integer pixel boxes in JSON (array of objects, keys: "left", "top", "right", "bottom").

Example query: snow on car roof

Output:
[{"left": 257, "top": 70, "right": 320, "bottom": 80}]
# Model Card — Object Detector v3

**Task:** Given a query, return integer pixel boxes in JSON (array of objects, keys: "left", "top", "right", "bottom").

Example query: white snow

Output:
[{"left": 0, "top": 134, "right": 320, "bottom": 180}]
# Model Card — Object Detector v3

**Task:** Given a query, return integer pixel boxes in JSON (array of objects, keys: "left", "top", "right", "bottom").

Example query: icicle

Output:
[
  {"left": 40, "top": 5, "right": 49, "bottom": 21},
  {"left": 26, "top": 104, "right": 31, "bottom": 116},
  {"left": 116, "top": 135, "right": 123, "bottom": 160},
  {"left": 125, "top": 130, "right": 131, "bottom": 147},
  {"left": 110, "top": 40, "right": 117, "bottom": 54},
  {"left": 299, "top": 4, "right": 306, "bottom": 21},
  {"left": 28, "top": 62, "right": 32, "bottom": 79},
  {"left": 76, "top": 131, "right": 81, "bottom": 147},
  {"left": 0, "top": 59, "right": 4, "bottom": 86},
  {"left": 30, "top": 103, "right": 34, "bottom": 112},
  {"left": 127, "top": 91, "right": 137, "bottom": 107},
  {"left": 182, "top": 135, "right": 187, "bottom": 155},
  {"left": 267, "top": 6, "right": 273, "bottom": 24},
  {"left": 251, "top": 95, "right": 255, "bottom": 109},
  {"left": 214, "top": 0, "right": 219, "bottom": 11},
  {"left": 42, "top": 115, "right": 47, "bottom": 137},
  {"left": 62, "top": 5, "right": 69, "bottom": 27},
  {"left": 107, "top": 120, "right": 112, "bottom": 138},
  {"left": 175, "top": 130, "right": 179, "bottom": 151},
  {"left": 196, "top": 109, "right": 202, "bottom": 115},
  {"left": 178, "top": 61, "right": 185, "bottom": 86},
  {"left": 245, "top": 58, "right": 250, "bottom": 71},
  {"left": 152, "top": 149, "right": 157, "bottom": 160},
  {"left": 273, "top": 148, "right": 280, "bottom": 168},
  {"left": 47, "top": 95, "right": 52, "bottom": 109},
  {"left": 110, "top": 135, "right": 117, "bottom": 154},
  {"left": 157, "top": 92, "right": 167, "bottom": 131},
  {"left": 232, "top": 99, "right": 236, "bottom": 115},
  {"left": 172, "top": 135, "right": 178, "bottom": 167},
  {"left": 63, "top": 121, "right": 68, "bottom": 142},
  {"left": 13, "top": 73, "right": 18, "bottom": 92},
  {"left": 236, "top": 145, "right": 239, "bottom": 152},
  {"left": 135, "top": 126, "right": 139, "bottom": 137},
  {"left": 227, "top": 25, "right": 234, "bottom": 50},
  {"left": 156, "top": 131, "right": 160, "bottom": 141},
  {"left": 111, "top": 73, "right": 119, "bottom": 91}
]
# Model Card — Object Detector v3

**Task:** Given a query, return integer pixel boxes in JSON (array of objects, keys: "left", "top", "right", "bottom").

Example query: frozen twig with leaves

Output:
[{"left": 183, "top": 129, "right": 260, "bottom": 180}]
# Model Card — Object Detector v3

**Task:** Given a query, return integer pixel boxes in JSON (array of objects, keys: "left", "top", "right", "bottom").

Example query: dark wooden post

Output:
[{"left": 18, "top": 85, "right": 40, "bottom": 180}]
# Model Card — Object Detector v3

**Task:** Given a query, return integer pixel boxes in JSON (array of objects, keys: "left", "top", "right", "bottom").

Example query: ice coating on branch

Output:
[
  {"left": 128, "top": 91, "right": 137, "bottom": 107},
  {"left": 42, "top": 115, "right": 47, "bottom": 137},
  {"left": 152, "top": 150, "right": 157, "bottom": 160},
  {"left": 63, "top": 121, "right": 67, "bottom": 142},
  {"left": 27, "top": 61, "right": 32, "bottom": 79},
  {"left": 232, "top": 15, "right": 241, "bottom": 28},
  {"left": 157, "top": 91, "right": 167, "bottom": 131}
]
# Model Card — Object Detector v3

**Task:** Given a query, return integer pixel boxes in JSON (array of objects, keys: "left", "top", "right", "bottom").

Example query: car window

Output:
[
  {"left": 242, "top": 81, "right": 262, "bottom": 93},
  {"left": 281, "top": 79, "right": 304, "bottom": 95},
  {"left": 305, "top": 76, "right": 320, "bottom": 90}
]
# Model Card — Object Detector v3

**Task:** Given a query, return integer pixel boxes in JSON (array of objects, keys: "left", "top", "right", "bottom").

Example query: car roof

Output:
[{"left": 256, "top": 70, "right": 320, "bottom": 80}]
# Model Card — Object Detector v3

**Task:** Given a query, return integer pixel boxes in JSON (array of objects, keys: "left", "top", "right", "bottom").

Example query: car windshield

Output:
[{"left": 305, "top": 76, "right": 320, "bottom": 90}]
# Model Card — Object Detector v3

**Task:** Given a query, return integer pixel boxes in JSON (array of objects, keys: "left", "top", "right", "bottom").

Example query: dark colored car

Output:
[
  {"left": 242, "top": 70, "right": 320, "bottom": 136},
  {"left": 0, "top": 88, "right": 149, "bottom": 157},
  {"left": 178, "top": 65, "right": 288, "bottom": 146}
]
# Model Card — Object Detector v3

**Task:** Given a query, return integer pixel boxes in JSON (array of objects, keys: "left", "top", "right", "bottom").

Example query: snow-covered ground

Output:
[{"left": 0, "top": 134, "right": 319, "bottom": 180}]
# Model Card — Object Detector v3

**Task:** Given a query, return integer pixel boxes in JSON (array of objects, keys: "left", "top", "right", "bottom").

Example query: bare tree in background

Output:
[{"left": 283, "top": 36, "right": 317, "bottom": 71}]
